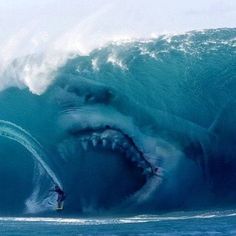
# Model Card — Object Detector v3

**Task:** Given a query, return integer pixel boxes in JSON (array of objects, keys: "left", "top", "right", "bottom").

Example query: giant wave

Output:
[{"left": 0, "top": 28, "right": 235, "bottom": 216}]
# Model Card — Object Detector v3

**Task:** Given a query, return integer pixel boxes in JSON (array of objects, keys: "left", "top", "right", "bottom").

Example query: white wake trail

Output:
[{"left": 0, "top": 120, "right": 62, "bottom": 189}]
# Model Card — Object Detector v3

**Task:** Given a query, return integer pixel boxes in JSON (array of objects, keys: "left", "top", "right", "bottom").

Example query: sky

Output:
[
  {"left": 0, "top": 0, "right": 235, "bottom": 56},
  {"left": 0, "top": 0, "right": 235, "bottom": 94}
]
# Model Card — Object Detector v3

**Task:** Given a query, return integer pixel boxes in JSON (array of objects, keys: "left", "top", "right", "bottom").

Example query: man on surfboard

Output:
[{"left": 50, "top": 185, "right": 66, "bottom": 210}]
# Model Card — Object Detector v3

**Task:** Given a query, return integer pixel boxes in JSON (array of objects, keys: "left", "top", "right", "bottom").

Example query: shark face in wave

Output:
[{"left": 0, "top": 28, "right": 235, "bottom": 215}]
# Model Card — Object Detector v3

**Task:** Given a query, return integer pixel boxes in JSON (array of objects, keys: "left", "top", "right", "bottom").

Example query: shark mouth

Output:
[
  {"left": 57, "top": 108, "right": 168, "bottom": 213},
  {"left": 70, "top": 127, "right": 154, "bottom": 173}
]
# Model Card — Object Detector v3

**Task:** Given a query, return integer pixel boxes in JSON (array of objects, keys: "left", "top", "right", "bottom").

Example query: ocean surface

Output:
[{"left": 1, "top": 210, "right": 236, "bottom": 235}]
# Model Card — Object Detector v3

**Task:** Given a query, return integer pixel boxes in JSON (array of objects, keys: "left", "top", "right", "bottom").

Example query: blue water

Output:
[{"left": 0, "top": 28, "right": 235, "bottom": 234}]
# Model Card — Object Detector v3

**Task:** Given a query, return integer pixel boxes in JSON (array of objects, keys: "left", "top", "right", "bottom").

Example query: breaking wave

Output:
[{"left": 0, "top": 28, "right": 235, "bottom": 216}]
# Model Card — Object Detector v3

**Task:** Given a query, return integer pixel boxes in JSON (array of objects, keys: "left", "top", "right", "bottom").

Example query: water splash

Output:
[{"left": 0, "top": 120, "right": 62, "bottom": 189}]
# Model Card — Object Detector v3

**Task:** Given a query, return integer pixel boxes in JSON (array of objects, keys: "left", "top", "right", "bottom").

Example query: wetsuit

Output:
[
  {"left": 55, "top": 188, "right": 66, "bottom": 204},
  {"left": 50, "top": 186, "right": 66, "bottom": 209}
]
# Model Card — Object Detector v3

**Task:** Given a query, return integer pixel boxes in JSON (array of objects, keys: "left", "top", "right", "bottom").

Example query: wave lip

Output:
[{"left": 1, "top": 28, "right": 235, "bottom": 95}]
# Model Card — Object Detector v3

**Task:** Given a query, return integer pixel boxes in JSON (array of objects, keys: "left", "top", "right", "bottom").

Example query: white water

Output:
[{"left": 0, "top": 209, "right": 235, "bottom": 225}]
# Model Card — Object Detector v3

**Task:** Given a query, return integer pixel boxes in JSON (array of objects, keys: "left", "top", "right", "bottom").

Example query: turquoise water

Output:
[{"left": 0, "top": 29, "right": 236, "bottom": 235}]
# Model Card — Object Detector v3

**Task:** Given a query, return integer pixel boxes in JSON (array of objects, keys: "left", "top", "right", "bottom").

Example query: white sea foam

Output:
[
  {"left": 0, "top": 52, "right": 74, "bottom": 95},
  {"left": 1, "top": 210, "right": 236, "bottom": 225},
  {"left": 107, "top": 53, "right": 128, "bottom": 70}
]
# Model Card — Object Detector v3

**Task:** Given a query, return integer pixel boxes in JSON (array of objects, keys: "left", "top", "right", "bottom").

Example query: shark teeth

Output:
[
  {"left": 92, "top": 138, "right": 98, "bottom": 147},
  {"left": 77, "top": 129, "right": 153, "bottom": 172},
  {"left": 112, "top": 141, "right": 117, "bottom": 150},
  {"left": 102, "top": 139, "right": 107, "bottom": 147},
  {"left": 81, "top": 139, "right": 88, "bottom": 150}
]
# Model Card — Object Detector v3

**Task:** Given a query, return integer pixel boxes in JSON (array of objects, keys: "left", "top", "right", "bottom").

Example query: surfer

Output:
[{"left": 50, "top": 185, "right": 66, "bottom": 210}]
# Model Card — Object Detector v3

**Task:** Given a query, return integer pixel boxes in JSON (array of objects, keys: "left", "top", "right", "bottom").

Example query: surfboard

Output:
[
  {"left": 56, "top": 202, "right": 64, "bottom": 211},
  {"left": 56, "top": 207, "right": 63, "bottom": 211}
]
